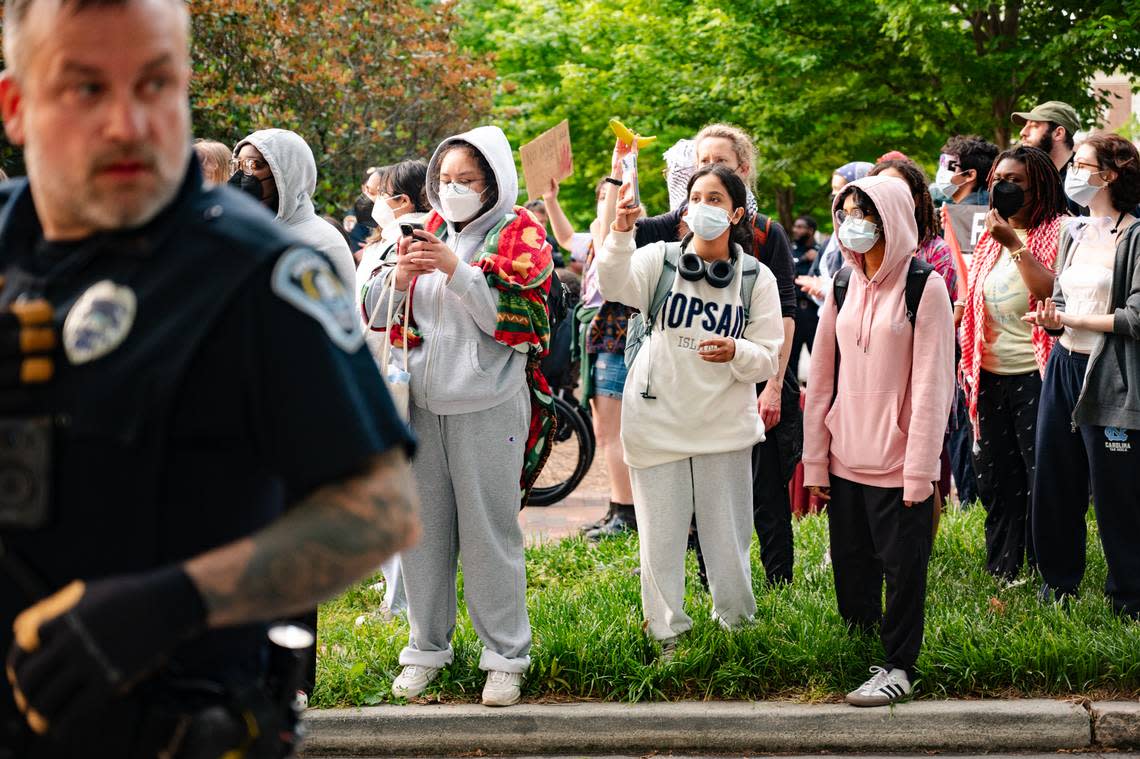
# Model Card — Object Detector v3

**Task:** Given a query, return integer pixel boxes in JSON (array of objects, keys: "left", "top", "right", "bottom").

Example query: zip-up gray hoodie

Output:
[
  {"left": 365, "top": 126, "right": 528, "bottom": 415},
  {"left": 233, "top": 129, "right": 356, "bottom": 289}
]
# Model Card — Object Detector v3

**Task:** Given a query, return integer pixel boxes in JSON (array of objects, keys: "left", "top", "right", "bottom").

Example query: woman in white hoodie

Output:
[
  {"left": 362, "top": 126, "right": 546, "bottom": 707},
  {"left": 598, "top": 165, "right": 783, "bottom": 656}
]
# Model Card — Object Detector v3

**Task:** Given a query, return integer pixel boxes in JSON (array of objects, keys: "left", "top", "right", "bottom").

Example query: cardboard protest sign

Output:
[
  {"left": 944, "top": 204, "right": 988, "bottom": 254},
  {"left": 520, "top": 120, "right": 573, "bottom": 200}
]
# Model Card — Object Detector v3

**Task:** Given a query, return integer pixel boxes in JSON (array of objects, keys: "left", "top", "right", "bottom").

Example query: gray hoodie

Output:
[
  {"left": 233, "top": 129, "right": 356, "bottom": 289},
  {"left": 364, "top": 125, "right": 528, "bottom": 415}
]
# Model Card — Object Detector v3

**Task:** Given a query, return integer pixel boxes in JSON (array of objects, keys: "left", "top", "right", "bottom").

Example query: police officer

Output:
[{"left": 0, "top": 1, "right": 420, "bottom": 756}]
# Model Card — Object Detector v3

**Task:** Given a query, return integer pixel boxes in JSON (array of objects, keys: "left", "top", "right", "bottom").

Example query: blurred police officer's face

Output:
[{"left": 0, "top": 0, "right": 192, "bottom": 240}]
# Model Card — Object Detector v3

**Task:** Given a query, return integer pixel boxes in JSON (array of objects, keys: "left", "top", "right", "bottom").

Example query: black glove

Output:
[{"left": 5, "top": 565, "right": 206, "bottom": 736}]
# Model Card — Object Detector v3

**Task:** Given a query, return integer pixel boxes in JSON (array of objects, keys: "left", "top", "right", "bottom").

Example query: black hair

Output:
[
  {"left": 1048, "top": 122, "right": 1076, "bottom": 151},
  {"left": 381, "top": 159, "right": 429, "bottom": 212},
  {"left": 987, "top": 145, "right": 1066, "bottom": 230},
  {"left": 685, "top": 164, "right": 753, "bottom": 252},
  {"left": 835, "top": 186, "right": 883, "bottom": 235},
  {"left": 1082, "top": 133, "right": 1140, "bottom": 213},
  {"left": 941, "top": 135, "right": 999, "bottom": 192},
  {"left": 869, "top": 159, "right": 940, "bottom": 245},
  {"left": 795, "top": 215, "right": 818, "bottom": 232},
  {"left": 524, "top": 199, "right": 546, "bottom": 212},
  {"left": 437, "top": 140, "right": 499, "bottom": 219}
]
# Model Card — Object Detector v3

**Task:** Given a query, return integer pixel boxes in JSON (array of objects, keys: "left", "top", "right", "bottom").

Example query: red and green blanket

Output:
[{"left": 391, "top": 207, "right": 557, "bottom": 501}]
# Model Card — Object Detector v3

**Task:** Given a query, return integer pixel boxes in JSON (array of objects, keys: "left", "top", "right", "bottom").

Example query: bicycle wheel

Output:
[{"left": 526, "top": 394, "right": 595, "bottom": 507}]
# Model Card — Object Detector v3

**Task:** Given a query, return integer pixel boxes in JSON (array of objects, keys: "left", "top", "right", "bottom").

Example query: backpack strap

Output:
[
  {"left": 739, "top": 254, "right": 759, "bottom": 323},
  {"left": 831, "top": 266, "right": 853, "bottom": 408},
  {"left": 646, "top": 244, "right": 680, "bottom": 332},
  {"left": 904, "top": 257, "right": 935, "bottom": 327},
  {"left": 750, "top": 212, "right": 771, "bottom": 259},
  {"left": 833, "top": 265, "right": 853, "bottom": 313}
]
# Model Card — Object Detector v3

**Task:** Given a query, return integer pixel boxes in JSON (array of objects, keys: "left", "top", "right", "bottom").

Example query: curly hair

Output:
[
  {"left": 694, "top": 123, "right": 757, "bottom": 188},
  {"left": 940, "top": 135, "right": 999, "bottom": 190},
  {"left": 1081, "top": 133, "right": 1140, "bottom": 213},
  {"left": 869, "top": 159, "right": 940, "bottom": 245},
  {"left": 987, "top": 146, "right": 1066, "bottom": 230}
]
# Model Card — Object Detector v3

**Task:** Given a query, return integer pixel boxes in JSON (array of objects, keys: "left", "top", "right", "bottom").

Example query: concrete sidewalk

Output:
[{"left": 299, "top": 700, "right": 1140, "bottom": 756}]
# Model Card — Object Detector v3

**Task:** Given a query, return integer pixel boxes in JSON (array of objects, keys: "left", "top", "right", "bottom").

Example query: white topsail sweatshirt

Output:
[{"left": 598, "top": 228, "right": 784, "bottom": 469}]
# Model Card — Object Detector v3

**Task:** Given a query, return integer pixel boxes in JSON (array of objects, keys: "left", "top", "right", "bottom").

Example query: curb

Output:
[{"left": 297, "top": 699, "right": 1136, "bottom": 756}]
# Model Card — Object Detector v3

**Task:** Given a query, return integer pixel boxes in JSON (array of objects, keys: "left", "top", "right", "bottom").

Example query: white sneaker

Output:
[
  {"left": 391, "top": 665, "right": 441, "bottom": 699},
  {"left": 481, "top": 670, "right": 522, "bottom": 707},
  {"left": 846, "top": 666, "right": 912, "bottom": 707}
]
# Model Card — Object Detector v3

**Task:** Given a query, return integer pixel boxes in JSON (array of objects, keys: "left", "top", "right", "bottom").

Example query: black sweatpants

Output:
[
  {"left": 828, "top": 475, "right": 934, "bottom": 677},
  {"left": 949, "top": 381, "right": 978, "bottom": 505},
  {"left": 749, "top": 374, "right": 802, "bottom": 585},
  {"left": 1033, "top": 345, "right": 1140, "bottom": 617},
  {"left": 972, "top": 369, "right": 1041, "bottom": 580}
]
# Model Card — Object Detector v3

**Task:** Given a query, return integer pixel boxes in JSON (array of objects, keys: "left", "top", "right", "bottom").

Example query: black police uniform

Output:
[{"left": 0, "top": 159, "right": 413, "bottom": 757}]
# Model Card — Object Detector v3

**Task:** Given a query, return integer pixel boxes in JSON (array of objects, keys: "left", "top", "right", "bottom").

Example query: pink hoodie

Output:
[{"left": 803, "top": 176, "right": 955, "bottom": 503}]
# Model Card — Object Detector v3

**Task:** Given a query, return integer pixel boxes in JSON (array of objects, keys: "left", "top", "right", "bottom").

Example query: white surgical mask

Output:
[
  {"left": 683, "top": 202, "right": 732, "bottom": 241},
  {"left": 438, "top": 181, "right": 484, "bottom": 223},
  {"left": 932, "top": 166, "right": 962, "bottom": 200},
  {"left": 838, "top": 217, "right": 880, "bottom": 253},
  {"left": 371, "top": 195, "right": 397, "bottom": 228},
  {"left": 1064, "top": 168, "right": 1104, "bottom": 208}
]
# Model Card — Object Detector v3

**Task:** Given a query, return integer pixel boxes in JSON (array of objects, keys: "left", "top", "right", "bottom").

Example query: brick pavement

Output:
[{"left": 519, "top": 450, "right": 610, "bottom": 544}]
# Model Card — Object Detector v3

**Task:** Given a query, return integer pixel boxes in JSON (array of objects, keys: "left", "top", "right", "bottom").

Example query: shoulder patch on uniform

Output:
[
  {"left": 63, "top": 279, "right": 137, "bottom": 365},
  {"left": 271, "top": 246, "right": 364, "bottom": 353}
]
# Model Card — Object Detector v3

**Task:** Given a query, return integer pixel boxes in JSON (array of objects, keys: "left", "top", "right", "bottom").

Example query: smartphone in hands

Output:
[{"left": 400, "top": 221, "right": 424, "bottom": 238}]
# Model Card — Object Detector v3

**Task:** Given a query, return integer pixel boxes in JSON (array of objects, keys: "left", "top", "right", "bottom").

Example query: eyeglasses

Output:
[
  {"left": 835, "top": 208, "right": 871, "bottom": 224},
  {"left": 1073, "top": 161, "right": 1105, "bottom": 175},
  {"left": 230, "top": 157, "right": 267, "bottom": 176}
]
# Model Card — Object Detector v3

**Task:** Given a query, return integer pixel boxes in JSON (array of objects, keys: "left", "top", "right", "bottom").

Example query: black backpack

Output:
[
  {"left": 830, "top": 257, "right": 935, "bottom": 403},
  {"left": 832, "top": 257, "right": 934, "bottom": 327},
  {"left": 540, "top": 271, "right": 577, "bottom": 390}
]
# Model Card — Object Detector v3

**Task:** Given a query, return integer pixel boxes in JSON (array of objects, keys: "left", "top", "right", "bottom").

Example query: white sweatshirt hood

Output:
[{"left": 425, "top": 125, "right": 518, "bottom": 247}]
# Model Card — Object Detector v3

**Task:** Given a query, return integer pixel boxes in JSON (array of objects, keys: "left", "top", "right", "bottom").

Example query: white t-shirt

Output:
[{"left": 1059, "top": 234, "right": 1115, "bottom": 354}]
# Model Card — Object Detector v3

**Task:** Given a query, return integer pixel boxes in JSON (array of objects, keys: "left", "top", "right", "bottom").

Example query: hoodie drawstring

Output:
[{"left": 857, "top": 280, "right": 879, "bottom": 353}]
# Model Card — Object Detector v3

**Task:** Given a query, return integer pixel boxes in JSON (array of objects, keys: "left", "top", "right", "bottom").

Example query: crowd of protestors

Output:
[{"left": 181, "top": 97, "right": 1139, "bottom": 709}]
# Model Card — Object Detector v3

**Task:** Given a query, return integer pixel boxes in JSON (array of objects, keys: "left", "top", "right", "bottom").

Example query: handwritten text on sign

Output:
[{"left": 520, "top": 120, "right": 573, "bottom": 201}]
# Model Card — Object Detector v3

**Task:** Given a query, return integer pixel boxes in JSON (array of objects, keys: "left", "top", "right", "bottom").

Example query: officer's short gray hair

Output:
[{"left": 4, "top": 0, "right": 188, "bottom": 75}]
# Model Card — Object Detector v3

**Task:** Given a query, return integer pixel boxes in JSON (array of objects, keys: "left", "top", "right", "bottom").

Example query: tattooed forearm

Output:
[{"left": 184, "top": 448, "right": 420, "bottom": 629}]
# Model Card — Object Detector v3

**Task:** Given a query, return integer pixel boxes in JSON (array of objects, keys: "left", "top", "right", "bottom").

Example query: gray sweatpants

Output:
[
  {"left": 629, "top": 448, "right": 756, "bottom": 642},
  {"left": 398, "top": 386, "right": 532, "bottom": 673}
]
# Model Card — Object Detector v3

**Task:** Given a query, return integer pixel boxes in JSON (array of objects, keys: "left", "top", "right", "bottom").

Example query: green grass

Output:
[{"left": 313, "top": 506, "right": 1140, "bottom": 707}]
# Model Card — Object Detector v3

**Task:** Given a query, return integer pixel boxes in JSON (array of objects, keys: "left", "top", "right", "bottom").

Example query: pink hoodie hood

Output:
[
  {"left": 803, "top": 175, "right": 956, "bottom": 503},
  {"left": 833, "top": 176, "right": 919, "bottom": 354}
]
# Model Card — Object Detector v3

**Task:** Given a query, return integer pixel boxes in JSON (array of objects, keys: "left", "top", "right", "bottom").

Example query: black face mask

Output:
[
  {"left": 354, "top": 194, "right": 377, "bottom": 227},
  {"left": 228, "top": 171, "right": 263, "bottom": 202},
  {"left": 991, "top": 181, "right": 1025, "bottom": 219}
]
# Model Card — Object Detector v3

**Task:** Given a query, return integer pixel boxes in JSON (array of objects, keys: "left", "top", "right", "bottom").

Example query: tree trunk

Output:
[{"left": 774, "top": 187, "right": 796, "bottom": 231}]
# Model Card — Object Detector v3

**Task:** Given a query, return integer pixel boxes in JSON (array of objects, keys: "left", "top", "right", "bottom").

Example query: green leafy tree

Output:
[
  {"left": 456, "top": 0, "right": 1139, "bottom": 231},
  {"left": 1, "top": 1, "right": 495, "bottom": 216}
]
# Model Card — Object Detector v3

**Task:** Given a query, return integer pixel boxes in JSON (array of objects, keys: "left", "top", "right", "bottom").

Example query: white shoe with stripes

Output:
[{"left": 845, "top": 666, "right": 912, "bottom": 707}]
